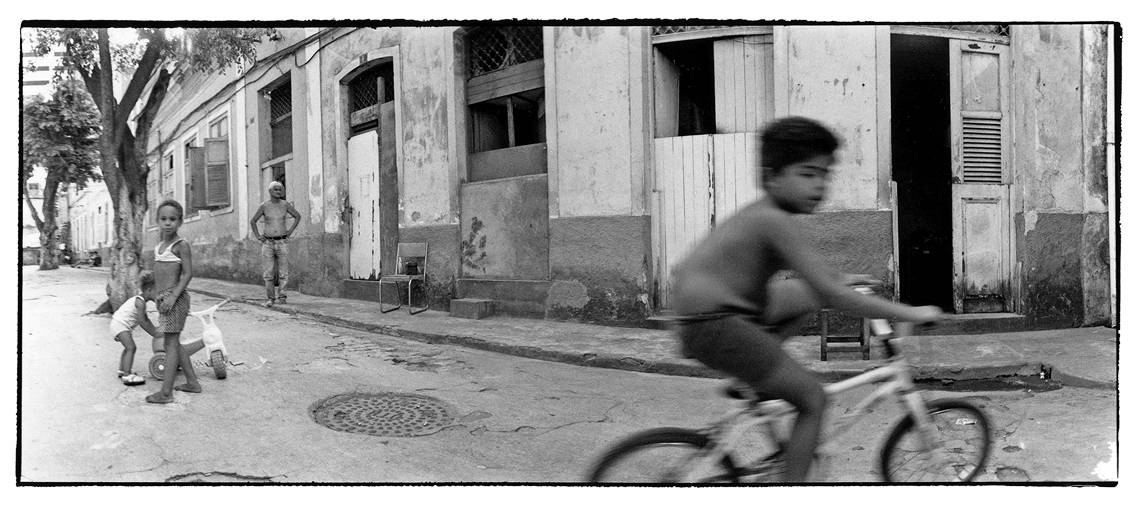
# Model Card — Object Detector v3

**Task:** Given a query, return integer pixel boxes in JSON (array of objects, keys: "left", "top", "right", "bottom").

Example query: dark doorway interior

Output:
[{"left": 891, "top": 34, "right": 953, "bottom": 310}]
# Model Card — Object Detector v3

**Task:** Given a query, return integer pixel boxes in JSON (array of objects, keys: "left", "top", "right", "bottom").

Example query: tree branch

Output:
[
  {"left": 96, "top": 30, "right": 120, "bottom": 146},
  {"left": 21, "top": 169, "right": 45, "bottom": 231},
  {"left": 114, "top": 31, "right": 166, "bottom": 145}
]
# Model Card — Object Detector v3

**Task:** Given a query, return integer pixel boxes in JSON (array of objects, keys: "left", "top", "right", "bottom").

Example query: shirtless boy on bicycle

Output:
[
  {"left": 250, "top": 181, "right": 301, "bottom": 307},
  {"left": 671, "top": 116, "right": 942, "bottom": 482}
]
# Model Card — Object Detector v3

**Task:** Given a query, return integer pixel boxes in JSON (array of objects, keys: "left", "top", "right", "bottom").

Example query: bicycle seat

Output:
[{"left": 721, "top": 382, "right": 779, "bottom": 402}]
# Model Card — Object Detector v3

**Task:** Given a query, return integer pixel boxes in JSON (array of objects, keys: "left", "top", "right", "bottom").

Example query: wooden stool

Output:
[{"left": 818, "top": 309, "right": 870, "bottom": 361}]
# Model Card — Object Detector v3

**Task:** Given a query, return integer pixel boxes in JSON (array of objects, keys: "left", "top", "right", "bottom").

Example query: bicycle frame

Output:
[{"left": 680, "top": 320, "right": 939, "bottom": 482}]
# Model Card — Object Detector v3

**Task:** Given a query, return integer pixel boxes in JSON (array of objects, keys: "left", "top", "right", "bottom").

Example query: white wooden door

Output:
[
  {"left": 654, "top": 133, "right": 762, "bottom": 308},
  {"left": 347, "top": 130, "right": 381, "bottom": 280},
  {"left": 949, "top": 39, "right": 1012, "bottom": 313}
]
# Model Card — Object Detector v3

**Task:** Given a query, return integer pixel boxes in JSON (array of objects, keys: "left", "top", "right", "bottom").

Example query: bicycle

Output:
[
  {"left": 586, "top": 295, "right": 992, "bottom": 483},
  {"left": 148, "top": 299, "right": 231, "bottom": 381}
]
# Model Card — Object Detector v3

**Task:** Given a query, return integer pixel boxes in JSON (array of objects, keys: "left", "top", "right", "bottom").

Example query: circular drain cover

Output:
[{"left": 312, "top": 392, "right": 454, "bottom": 437}]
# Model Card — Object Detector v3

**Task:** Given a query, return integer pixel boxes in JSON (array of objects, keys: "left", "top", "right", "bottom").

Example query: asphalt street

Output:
[{"left": 18, "top": 266, "right": 1118, "bottom": 485}]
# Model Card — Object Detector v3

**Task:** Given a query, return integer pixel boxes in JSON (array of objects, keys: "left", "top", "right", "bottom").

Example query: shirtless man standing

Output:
[{"left": 250, "top": 181, "right": 301, "bottom": 307}]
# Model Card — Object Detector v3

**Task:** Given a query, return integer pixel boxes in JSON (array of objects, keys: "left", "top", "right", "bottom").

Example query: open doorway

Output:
[{"left": 891, "top": 34, "right": 953, "bottom": 310}]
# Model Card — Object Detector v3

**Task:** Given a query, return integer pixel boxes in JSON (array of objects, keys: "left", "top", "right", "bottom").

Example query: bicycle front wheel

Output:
[
  {"left": 879, "top": 398, "right": 992, "bottom": 482},
  {"left": 587, "top": 428, "right": 741, "bottom": 483}
]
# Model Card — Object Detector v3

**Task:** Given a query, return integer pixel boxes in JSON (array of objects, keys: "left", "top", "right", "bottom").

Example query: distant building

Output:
[{"left": 20, "top": 34, "right": 65, "bottom": 99}]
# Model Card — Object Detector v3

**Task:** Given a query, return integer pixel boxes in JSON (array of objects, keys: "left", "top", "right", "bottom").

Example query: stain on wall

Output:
[
  {"left": 458, "top": 175, "right": 550, "bottom": 279},
  {"left": 1081, "top": 212, "right": 1111, "bottom": 325},
  {"left": 547, "top": 215, "right": 652, "bottom": 325},
  {"left": 1020, "top": 212, "right": 1084, "bottom": 325}
]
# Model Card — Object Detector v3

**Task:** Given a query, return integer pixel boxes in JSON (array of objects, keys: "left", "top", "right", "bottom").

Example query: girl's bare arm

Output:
[{"left": 170, "top": 241, "right": 194, "bottom": 300}]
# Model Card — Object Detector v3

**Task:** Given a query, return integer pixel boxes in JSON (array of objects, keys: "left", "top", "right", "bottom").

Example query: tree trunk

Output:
[{"left": 37, "top": 173, "right": 63, "bottom": 270}]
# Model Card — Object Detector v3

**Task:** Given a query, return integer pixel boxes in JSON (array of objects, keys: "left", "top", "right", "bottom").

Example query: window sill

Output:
[{"left": 262, "top": 153, "right": 293, "bottom": 169}]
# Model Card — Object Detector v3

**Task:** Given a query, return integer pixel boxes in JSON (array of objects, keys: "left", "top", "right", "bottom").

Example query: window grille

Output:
[
  {"left": 467, "top": 26, "right": 544, "bottom": 78},
  {"left": 652, "top": 26, "right": 731, "bottom": 36},
  {"left": 269, "top": 82, "right": 291, "bottom": 122},
  {"left": 349, "top": 64, "right": 394, "bottom": 113},
  {"left": 924, "top": 24, "right": 1010, "bottom": 37}
]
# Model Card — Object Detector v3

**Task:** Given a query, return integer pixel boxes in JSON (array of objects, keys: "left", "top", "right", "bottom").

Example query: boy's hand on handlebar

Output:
[
  {"left": 910, "top": 305, "right": 944, "bottom": 325},
  {"left": 843, "top": 273, "right": 882, "bottom": 287}
]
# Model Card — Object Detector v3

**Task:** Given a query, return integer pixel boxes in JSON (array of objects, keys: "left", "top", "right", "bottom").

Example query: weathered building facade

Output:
[{"left": 140, "top": 24, "right": 1115, "bottom": 329}]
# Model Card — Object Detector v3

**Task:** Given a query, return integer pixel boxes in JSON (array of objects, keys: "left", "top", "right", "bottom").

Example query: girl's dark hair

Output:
[
  {"left": 156, "top": 199, "right": 184, "bottom": 220},
  {"left": 760, "top": 116, "right": 841, "bottom": 172},
  {"left": 137, "top": 270, "right": 156, "bottom": 291}
]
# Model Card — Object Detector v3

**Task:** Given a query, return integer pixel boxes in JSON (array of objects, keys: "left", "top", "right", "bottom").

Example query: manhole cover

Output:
[{"left": 311, "top": 392, "right": 454, "bottom": 437}]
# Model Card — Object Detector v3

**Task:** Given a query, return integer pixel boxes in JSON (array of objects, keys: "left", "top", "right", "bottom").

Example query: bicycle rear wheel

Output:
[
  {"left": 587, "top": 428, "right": 740, "bottom": 483},
  {"left": 879, "top": 398, "right": 992, "bottom": 482}
]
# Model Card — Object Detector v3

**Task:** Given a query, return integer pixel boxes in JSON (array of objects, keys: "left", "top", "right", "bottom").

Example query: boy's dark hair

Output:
[
  {"left": 138, "top": 270, "right": 156, "bottom": 291},
  {"left": 156, "top": 199, "right": 184, "bottom": 220},
  {"left": 760, "top": 116, "right": 841, "bottom": 173}
]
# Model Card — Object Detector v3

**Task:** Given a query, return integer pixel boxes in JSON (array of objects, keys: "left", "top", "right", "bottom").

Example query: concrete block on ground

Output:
[{"left": 450, "top": 298, "right": 495, "bottom": 320}]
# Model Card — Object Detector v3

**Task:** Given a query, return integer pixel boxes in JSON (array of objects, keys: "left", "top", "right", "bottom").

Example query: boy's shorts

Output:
[
  {"left": 156, "top": 289, "right": 190, "bottom": 333},
  {"left": 109, "top": 319, "right": 132, "bottom": 340},
  {"left": 678, "top": 314, "right": 788, "bottom": 386}
]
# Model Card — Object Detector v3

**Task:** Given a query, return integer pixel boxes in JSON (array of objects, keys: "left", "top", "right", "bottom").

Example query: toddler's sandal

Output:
[{"left": 120, "top": 373, "right": 146, "bottom": 386}]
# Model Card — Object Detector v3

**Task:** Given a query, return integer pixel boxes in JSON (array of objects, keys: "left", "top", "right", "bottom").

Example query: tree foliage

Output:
[
  {"left": 26, "top": 26, "right": 274, "bottom": 299},
  {"left": 21, "top": 78, "right": 102, "bottom": 192},
  {"left": 21, "top": 78, "right": 103, "bottom": 269}
]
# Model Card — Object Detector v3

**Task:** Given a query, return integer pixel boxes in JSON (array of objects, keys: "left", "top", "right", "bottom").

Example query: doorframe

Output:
[
  {"left": 886, "top": 26, "right": 1017, "bottom": 313},
  {"left": 334, "top": 47, "right": 405, "bottom": 280}
]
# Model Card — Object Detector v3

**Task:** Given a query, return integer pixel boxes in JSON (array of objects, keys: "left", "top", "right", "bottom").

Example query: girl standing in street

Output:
[{"left": 146, "top": 200, "right": 202, "bottom": 404}]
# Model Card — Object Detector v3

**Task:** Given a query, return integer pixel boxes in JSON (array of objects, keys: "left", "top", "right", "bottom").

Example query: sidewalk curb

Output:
[{"left": 190, "top": 288, "right": 1069, "bottom": 384}]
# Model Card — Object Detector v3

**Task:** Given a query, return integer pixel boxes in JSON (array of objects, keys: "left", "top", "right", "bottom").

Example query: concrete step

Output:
[
  {"left": 456, "top": 278, "right": 549, "bottom": 318},
  {"left": 450, "top": 298, "right": 495, "bottom": 320}
]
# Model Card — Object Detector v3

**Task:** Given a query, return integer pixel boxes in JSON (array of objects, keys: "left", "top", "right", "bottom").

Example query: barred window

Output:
[
  {"left": 349, "top": 64, "right": 394, "bottom": 113},
  {"left": 265, "top": 78, "right": 292, "bottom": 160},
  {"left": 922, "top": 24, "right": 1010, "bottom": 37},
  {"left": 467, "top": 26, "right": 544, "bottom": 78},
  {"left": 464, "top": 25, "right": 547, "bottom": 181},
  {"left": 652, "top": 26, "right": 731, "bottom": 36}
]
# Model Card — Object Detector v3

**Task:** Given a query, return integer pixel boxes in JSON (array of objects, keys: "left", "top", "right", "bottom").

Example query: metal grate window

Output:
[
  {"left": 269, "top": 82, "right": 291, "bottom": 122},
  {"left": 652, "top": 26, "right": 730, "bottom": 36},
  {"left": 925, "top": 24, "right": 1010, "bottom": 37},
  {"left": 962, "top": 116, "right": 1003, "bottom": 183},
  {"left": 467, "top": 26, "right": 543, "bottom": 78},
  {"left": 349, "top": 64, "right": 394, "bottom": 113}
]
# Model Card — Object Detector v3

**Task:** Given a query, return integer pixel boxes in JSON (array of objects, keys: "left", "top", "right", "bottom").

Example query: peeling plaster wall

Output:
[
  {"left": 397, "top": 28, "right": 458, "bottom": 227},
  {"left": 1012, "top": 24, "right": 1111, "bottom": 325},
  {"left": 550, "top": 26, "right": 643, "bottom": 218},
  {"left": 784, "top": 26, "right": 881, "bottom": 211},
  {"left": 548, "top": 216, "right": 652, "bottom": 325}
]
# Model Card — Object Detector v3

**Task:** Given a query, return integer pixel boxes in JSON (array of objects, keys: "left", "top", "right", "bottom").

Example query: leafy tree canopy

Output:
[{"left": 22, "top": 78, "right": 102, "bottom": 192}]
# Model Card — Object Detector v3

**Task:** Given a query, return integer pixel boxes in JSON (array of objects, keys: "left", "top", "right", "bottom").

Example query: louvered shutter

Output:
[
  {"left": 204, "top": 137, "right": 230, "bottom": 207},
  {"left": 950, "top": 40, "right": 1009, "bottom": 184}
]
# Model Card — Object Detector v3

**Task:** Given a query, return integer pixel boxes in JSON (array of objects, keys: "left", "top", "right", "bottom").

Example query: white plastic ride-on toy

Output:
[{"left": 149, "top": 299, "right": 231, "bottom": 380}]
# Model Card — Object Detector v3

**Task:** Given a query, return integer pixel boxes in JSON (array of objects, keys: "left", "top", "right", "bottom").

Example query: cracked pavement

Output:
[{"left": 18, "top": 266, "right": 1118, "bottom": 483}]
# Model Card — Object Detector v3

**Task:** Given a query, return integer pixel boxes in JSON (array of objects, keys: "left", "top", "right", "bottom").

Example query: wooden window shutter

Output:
[
  {"left": 187, "top": 146, "right": 207, "bottom": 209},
  {"left": 204, "top": 137, "right": 230, "bottom": 207},
  {"left": 950, "top": 40, "right": 1009, "bottom": 185}
]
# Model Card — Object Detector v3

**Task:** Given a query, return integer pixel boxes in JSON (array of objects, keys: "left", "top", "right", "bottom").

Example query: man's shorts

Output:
[
  {"left": 156, "top": 289, "right": 190, "bottom": 333},
  {"left": 678, "top": 314, "right": 789, "bottom": 386}
]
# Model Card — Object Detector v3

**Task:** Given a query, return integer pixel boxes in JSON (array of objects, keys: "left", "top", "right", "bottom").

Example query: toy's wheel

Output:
[
  {"left": 210, "top": 350, "right": 227, "bottom": 379},
  {"left": 149, "top": 353, "right": 166, "bottom": 380}
]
